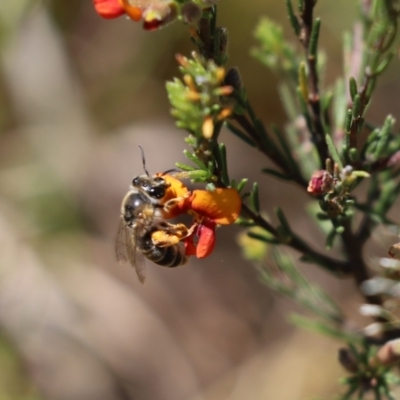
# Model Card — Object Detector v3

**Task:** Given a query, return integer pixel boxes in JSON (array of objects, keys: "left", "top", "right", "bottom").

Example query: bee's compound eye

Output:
[{"left": 149, "top": 186, "right": 165, "bottom": 199}]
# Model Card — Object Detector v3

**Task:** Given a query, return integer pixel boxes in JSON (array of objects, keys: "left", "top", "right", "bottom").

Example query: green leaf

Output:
[
  {"left": 289, "top": 313, "right": 361, "bottom": 343},
  {"left": 309, "top": 18, "right": 321, "bottom": 59},
  {"left": 262, "top": 168, "right": 293, "bottom": 181},
  {"left": 186, "top": 170, "right": 212, "bottom": 182},
  {"left": 183, "top": 150, "right": 207, "bottom": 170},
  {"left": 351, "top": 93, "right": 361, "bottom": 118},
  {"left": 344, "top": 109, "right": 352, "bottom": 135},
  {"left": 275, "top": 207, "right": 292, "bottom": 236},
  {"left": 351, "top": 170, "right": 370, "bottom": 178},
  {"left": 325, "top": 134, "right": 343, "bottom": 169},
  {"left": 251, "top": 17, "right": 299, "bottom": 81},
  {"left": 278, "top": 83, "right": 298, "bottom": 120},
  {"left": 374, "top": 115, "right": 395, "bottom": 158},
  {"left": 250, "top": 182, "right": 260, "bottom": 213},
  {"left": 348, "top": 148, "right": 359, "bottom": 163},
  {"left": 236, "top": 178, "right": 248, "bottom": 193},
  {"left": 325, "top": 228, "right": 337, "bottom": 250},
  {"left": 285, "top": 0, "right": 300, "bottom": 36},
  {"left": 226, "top": 123, "right": 257, "bottom": 147},
  {"left": 175, "top": 163, "right": 196, "bottom": 171},
  {"left": 349, "top": 77, "right": 358, "bottom": 101},
  {"left": 272, "top": 125, "right": 300, "bottom": 176},
  {"left": 247, "top": 231, "right": 279, "bottom": 244},
  {"left": 214, "top": 143, "right": 230, "bottom": 186}
]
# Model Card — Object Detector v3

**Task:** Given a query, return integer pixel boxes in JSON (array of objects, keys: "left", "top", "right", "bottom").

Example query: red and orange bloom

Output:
[
  {"left": 93, "top": 0, "right": 178, "bottom": 30},
  {"left": 158, "top": 173, "right": 242, "bottom": 258},
  {"left": 184, "top": 218, "right": 216, "bottom": 258}
]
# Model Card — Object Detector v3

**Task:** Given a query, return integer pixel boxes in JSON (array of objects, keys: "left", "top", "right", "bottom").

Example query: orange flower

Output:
[
  {"left": 93, "top": 0, "right": 177, "bottom": 30},
  {"left": 158, "top": 173, "right": 242, "bottom": 258}
]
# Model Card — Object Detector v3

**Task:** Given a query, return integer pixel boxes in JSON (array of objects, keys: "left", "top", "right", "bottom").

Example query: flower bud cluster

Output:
[
  {"left": 339, "top": 343, "right": 395, "bottom": 394},
  {"left": 307, "top": 161, "right": 369, "bottom": 217},
  {"left": 167, "top": 53, "right": 234, "bottom": 140}
]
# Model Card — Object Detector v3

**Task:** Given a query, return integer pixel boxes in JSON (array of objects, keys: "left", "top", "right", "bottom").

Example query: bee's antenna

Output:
[
  {"left": 138, "top": 145, "right": 150, "bottom": 177},
  {"left": 162, "top": 168, "right": 179, "bottom": 175}
]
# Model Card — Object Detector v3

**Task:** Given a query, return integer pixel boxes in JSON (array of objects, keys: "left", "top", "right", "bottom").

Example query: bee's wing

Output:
[
  {"left": 126, "top": 226, "right": 147, "bottom": 284},
  {"left": 116, "top": 219, "right": 147, "bottom": 283},
  {"left": 115, "top": 218, "right": 129, "bottom": 264}
]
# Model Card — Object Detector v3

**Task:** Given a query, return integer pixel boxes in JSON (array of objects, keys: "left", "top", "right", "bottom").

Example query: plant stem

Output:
[
  {"left": 298, "top": 0, "right": 329, "bottom": 166},
  {"left": 341, "top": 219, "right": 382, "bottom": 305},
  {"left": 241, "top": 203, "right": 350, "bottom": 276},
  {"left": 230, "top": 112, "right": 309, "bottom": 188}
]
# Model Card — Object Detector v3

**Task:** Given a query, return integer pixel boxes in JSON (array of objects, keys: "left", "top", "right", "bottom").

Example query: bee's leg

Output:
[
  {"left": 163, "top": 191, "right": 192, "bottom": 211},
  {"left": 151, "top": 222, "right": 198, "bottom": 247},
  {"left": 165, "top": 221, "right": 199, "bottom": 239},
  {"left": 180, "top": 221, "right": 198, "bottom": 237}
]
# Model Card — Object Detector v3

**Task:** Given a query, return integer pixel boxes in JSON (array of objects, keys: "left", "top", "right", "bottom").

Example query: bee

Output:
[{"left": 116, "top": 147, "right": 191, "bottom": 283}]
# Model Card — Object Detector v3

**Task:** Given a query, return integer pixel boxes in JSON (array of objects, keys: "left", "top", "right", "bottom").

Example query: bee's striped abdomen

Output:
[{"left": 140, "top": 230, "right": 187, "bottom": 268}]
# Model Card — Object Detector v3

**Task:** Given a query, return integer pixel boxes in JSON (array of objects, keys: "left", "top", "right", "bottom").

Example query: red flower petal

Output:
[
  {"left": 143, "top": 19, "right": 164, "bottom": 31},
  {"left": 184, "top": 235, "right": 197, "bottom": 256},
  {"left": 93, "top": 0, "right": 126, "bottom": 19},
  {"left": 184, "top": 220, "right": 216, "bottom": 258},
  {"left": 196, "top": 219, "right": 216, "bottom": 258}
]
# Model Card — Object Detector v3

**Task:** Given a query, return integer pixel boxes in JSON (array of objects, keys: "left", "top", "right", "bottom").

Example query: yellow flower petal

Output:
[
  {"left": 159, "top": 173, "right": 189, "bottom": 199},
  {"left": 190, "top": 188, "right": 241, "bottom": 225}
]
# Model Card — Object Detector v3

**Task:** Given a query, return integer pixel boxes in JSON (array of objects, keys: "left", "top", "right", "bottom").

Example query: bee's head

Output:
[
  {"left": 129, "top": 145, "right": 170, "bottom": 201},
  {"left": 131, "top": 175, "right": 169, "bottom": 201}
]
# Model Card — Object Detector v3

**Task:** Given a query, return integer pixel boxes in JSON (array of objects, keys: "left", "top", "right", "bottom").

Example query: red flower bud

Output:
[{"left": 307, "top": 170, "right": 334, "bottom": 196}]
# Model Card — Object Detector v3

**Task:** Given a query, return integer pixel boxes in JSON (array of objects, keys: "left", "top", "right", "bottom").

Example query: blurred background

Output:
[{"left": 0, "top": 1, "right": 400, "bottom": 399}]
